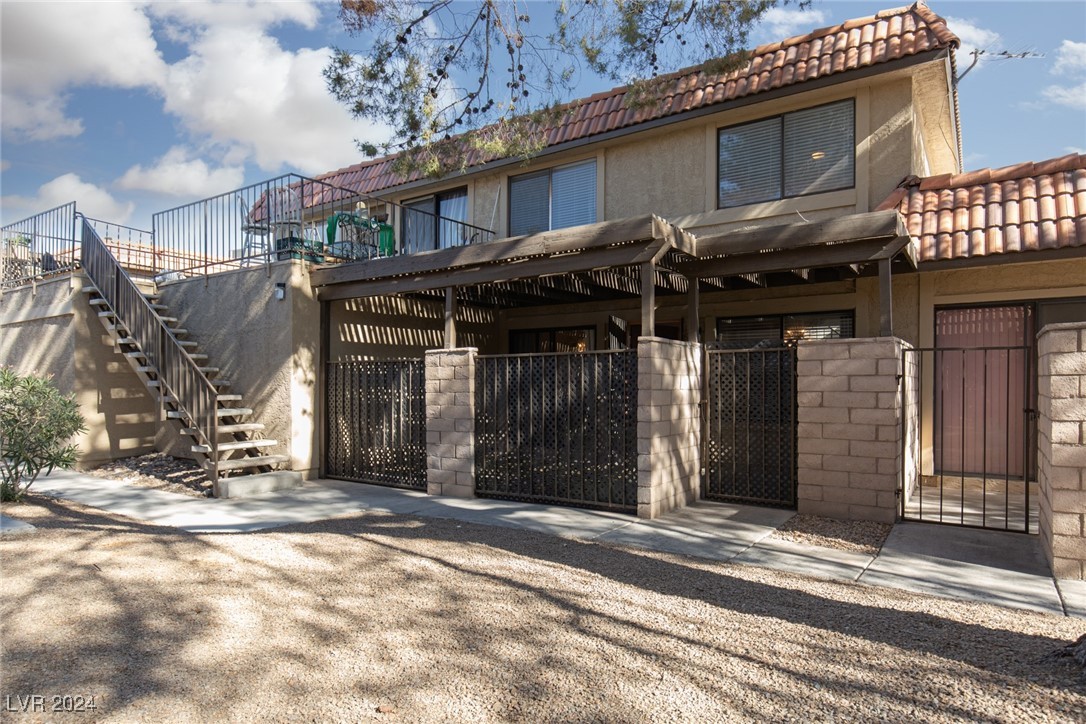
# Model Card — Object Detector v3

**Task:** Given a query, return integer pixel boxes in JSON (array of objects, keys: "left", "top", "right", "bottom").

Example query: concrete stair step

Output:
[
  {"left": 177, "top": 340, "right": 198, "bottom": 348},
  {"left": 181, "top": 422, "right": 263, "bottom": 435},
  {"left": 208, "top": 454, "right": 289, "bottom": 472},
  {"left": 158, "top": 316, "right": 178, "bottom": 323},
  {"left": 88, "top": 298, "right": 110, "bottom": 307},
  {"left": 150, "top": 303, "right": 168, "bottom": 311},
  {"left": 192, "top": 439, "right": 277, "bottom": 454},
  {"left": 166, "top": 407, "right": 251, "bottom": 420},
  {"left": 216, "top": 394, "right": 243, "bottom": 402},
  {"left": 214, "top": 470, "right": 302, "bottom": 499}
]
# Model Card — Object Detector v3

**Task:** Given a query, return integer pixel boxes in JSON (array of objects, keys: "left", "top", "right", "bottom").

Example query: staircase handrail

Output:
[{"left": 79, "top": 215, "right": 219, "bottom": 477}]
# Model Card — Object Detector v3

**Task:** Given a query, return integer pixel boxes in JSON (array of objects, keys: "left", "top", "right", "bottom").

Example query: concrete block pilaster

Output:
[{"left": 425, "top": 348, "right": 477, "bottom": 498}]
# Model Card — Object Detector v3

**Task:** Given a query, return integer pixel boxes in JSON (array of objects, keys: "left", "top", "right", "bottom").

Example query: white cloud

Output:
[
  {"left": 158, "top": 24, "right": 384, "bottom": 175},
  {"left": 1, "top": 174, "right": 134, "bottom": 224},
  {"left": 1052, "top": 39, "right": 1086, "bottom": 75},
  {"left": 1042, "top": 41, "right": 1086, "bottom": 111},
  {"left": 759, "top": 8, "right": 827, "bottom": 40},
  {"left": 0, "top": 1, "right": 167, "bottom": 141},
  {"left": 117, "top": 147, "right": 245, "bottom": 196},
  {"left": 1066, "top": 146, "right": 1086, "bottom": 155},
  {"left": 946, "top": 17, "right": 1001, "bottom": 68},
  {"left": 1042, "top": 81, "right": 1086, "bottom": 110}
]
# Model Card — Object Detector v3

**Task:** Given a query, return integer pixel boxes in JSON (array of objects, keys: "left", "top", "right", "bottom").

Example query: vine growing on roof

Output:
[{"left": 324, "top": 0, "right": 805, "bottom": 177}]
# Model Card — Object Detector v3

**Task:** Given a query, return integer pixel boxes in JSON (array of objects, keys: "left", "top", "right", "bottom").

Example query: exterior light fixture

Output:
[{"left": 274, "top": 282, "right": 286, "bottom": 301}]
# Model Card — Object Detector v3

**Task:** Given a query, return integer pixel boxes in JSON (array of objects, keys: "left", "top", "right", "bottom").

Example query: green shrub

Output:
[{"left": 0, "top": 369, "right": 86, "bottom": 502}]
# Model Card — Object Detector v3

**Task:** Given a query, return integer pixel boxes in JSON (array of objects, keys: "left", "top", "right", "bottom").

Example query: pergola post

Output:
[
  {"left": 878, "top": 258, "right": 893, "bottom": 336},
  {"left": 444, "top": 286, "right": 458, "bottom": 349},
  {"left": 641, "top": 261, "right": 655, "bottom": 338},
  {"left": 685, "top": 277, "right": 700, "bottom": 343}
]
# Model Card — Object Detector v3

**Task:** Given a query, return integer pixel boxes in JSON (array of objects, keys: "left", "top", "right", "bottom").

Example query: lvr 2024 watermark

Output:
[{"left": 4, "top": 695, "right": 98, "bottom": 713}]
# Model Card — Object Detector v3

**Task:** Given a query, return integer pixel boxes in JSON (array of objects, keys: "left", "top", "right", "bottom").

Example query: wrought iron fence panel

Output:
[
  {"left": 475, "top": 350, "right": 638, "bottom": 512},
  {"left": 704, "top": 347, "right": 797, "bottom": 507},
  {"left": 1, "top": 202, "right": 78, "bottom": 290},
  {"left": 325, "top": 359, "right": 427, "bottom": 489},
  {"left": 900, "top": 346, "right": 1035, "bottom": 533}
]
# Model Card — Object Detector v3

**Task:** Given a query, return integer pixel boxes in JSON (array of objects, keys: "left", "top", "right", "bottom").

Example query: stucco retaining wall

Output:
[
  {"left": 155, "top": 261, "right": 320, "bottom": 477},
  {"left": 0, "top": 275, "right": 157, "bottom": 466},
  {"left": 1037, "top": 322, "right": 1086, "bottom": 580}
]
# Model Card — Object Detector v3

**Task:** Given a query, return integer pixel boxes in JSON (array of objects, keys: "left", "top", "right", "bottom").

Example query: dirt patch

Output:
[
  {"left": 2, "top": 497, "right": 1082, "bottom": 722},
  {"left": 86, "top": 452, "right": 212, "bottom": 498},
  {"left": 772, "top": 514, "right": 892, "bottom": 556}
]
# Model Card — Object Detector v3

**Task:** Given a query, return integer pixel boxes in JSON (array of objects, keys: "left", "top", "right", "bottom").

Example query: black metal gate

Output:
[
  {"left": 704, "top": 347, "right": 797, "bottom": 507},
  {"left": 901, "top": 346, "right": 1035, "bottom": 532},
  {"left": 475, "top": 350, "right": 638, "bottom": 512},
  {"left": 325, "top": 359, "right": 427, "bottom": 489}
]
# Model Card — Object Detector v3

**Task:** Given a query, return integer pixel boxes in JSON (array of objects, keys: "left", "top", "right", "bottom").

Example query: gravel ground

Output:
[
  {"left": 1, "top": 497, "right": 1084, "bottom": 723},
  {"left": 86, "top": 453, "right": 211, "bottom": 498},
  {"left": 772, "top": 515, "right": 893, "bottom": 556}
]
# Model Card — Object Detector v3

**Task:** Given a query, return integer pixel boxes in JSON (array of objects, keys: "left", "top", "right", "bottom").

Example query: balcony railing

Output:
[
  {"left": 1, "top": 203, "right": 78, "bottom": 291},
  {"left": 151, "top": 174, "right": 495, "bottom": 279}
]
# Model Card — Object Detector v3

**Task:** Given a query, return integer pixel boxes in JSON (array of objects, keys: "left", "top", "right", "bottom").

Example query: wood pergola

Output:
[{"left": 308, "top": 209, "right": 914, "bottom": 347}]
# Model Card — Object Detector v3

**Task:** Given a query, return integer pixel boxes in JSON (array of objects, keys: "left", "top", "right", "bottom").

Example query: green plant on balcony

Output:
[{"left": 0, "top": 369, "right": 86, "bottom": 502}]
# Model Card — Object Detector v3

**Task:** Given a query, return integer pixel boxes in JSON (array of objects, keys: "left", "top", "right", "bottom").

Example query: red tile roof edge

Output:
[
  {"left": 887, "top": 153, "right": 1086, "bottom": 263},
  {"left": 317, "top": 2, "right": 958, "bottom": 193}
]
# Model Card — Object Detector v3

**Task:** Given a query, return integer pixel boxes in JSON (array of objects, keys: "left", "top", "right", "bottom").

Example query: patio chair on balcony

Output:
[{"left": 237, "top": 195, "right": 270, "bottom": 267}]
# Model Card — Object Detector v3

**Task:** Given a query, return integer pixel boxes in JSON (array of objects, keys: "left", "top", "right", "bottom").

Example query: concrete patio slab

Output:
[
  {"left": 23, "top": 471, "right": 1080, "bottom": 618},
  {"left": 594, "top": 501, "right": 793, "bottom": 562},
  {"left": 732, "top": 536, "right": 874, "bottom": 582},
  {"left": 1056, "top": 579, "right": 1086, "bottom": 619},
  {"left": 0, "top": 512, "right": 35, "bottom": 535},
  {"left": 859, "top": 522, "right": 1065, "bottom": 616}
]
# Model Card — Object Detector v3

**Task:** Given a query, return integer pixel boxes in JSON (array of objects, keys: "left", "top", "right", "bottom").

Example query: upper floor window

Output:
[
  {"left": 717, "top": 99, "right": 854, "bottom": 209},
  {"left": 509, "top": 159, "right": 596, "bottom": 237},
  {"left": 403, "top": 187, "right": 468, "bottom": 253}
]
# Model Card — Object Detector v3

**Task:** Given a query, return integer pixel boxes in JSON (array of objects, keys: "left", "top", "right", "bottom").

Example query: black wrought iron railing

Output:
[
  {"left": 1, "top": 203, "right": 78, "bottom": 291},
  {"left": 80, "top": 216, "right": 220, "bottom": 478},
  {"left": 475, "top": 350, "right": 638, "bottom": 512},
  {"left": 325, "top": 359, "right": 427, "bottom": 489},
  {"left": 152, "top": 174, "right": 495, "bottom": 279}
]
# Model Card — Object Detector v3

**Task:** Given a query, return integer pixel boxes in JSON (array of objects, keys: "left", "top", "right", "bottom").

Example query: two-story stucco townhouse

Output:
[{"left": 3, "top": 2, "right": 1084, "bottom": 578}]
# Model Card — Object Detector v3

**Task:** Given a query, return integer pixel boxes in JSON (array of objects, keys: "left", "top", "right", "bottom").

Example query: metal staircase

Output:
[{"left": 79, "top": 216, "right": 300, "bottom": 497}]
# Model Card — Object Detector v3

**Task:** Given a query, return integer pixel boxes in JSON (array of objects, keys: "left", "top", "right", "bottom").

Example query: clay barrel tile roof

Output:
[
  {"left": 317, "top": 2, "right": 957, "bottom": 197},
  {"left": 889, "top": 153, "right": 1086, "bottom": 262}
]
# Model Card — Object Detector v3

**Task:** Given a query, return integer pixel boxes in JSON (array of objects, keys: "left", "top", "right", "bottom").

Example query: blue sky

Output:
[{"left": 2, "top": 1, "right": 1084, "bottom": 230}]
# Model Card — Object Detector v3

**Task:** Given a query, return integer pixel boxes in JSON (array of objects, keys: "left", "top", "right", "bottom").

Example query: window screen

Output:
[
  {"left": 551, "top": 160, "right": 597, "bottom": 229},
  {"left": 509, "top": 170, "right": 550, "bottom": 236},
  {"left": 717, "top": 99, "right": 854, "bottom": 209},
  {"left": 718, "top": 118, "right": 782, "bottom": 208},
  {"left": 783, "top": 101, "right": 854, "bottom": 197},
  {"left": 510, "top": 160, "right": 596, "bottom": 236}
]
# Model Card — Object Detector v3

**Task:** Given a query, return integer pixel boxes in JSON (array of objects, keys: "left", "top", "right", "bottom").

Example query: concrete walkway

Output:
[{"left": 22, "top": 470, "right": 1084, "bottom": 618}]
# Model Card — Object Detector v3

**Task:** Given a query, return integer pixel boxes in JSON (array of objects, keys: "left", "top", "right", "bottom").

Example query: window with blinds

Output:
[
  {"left": 510, "top": 159, "right": 596, "bottom": 236},
  {"left": 716, "top": 311, "right": 854, "bottom": 348},
  {"left": 718, "top": 99, "right": 854, "bottom": 209}
]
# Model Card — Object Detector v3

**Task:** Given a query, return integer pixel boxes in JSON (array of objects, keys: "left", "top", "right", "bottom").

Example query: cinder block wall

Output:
[
  {"left": 796, "top": 337, "right": 909, "bottom": 524},
  {"left": 1037, "top": 322, "right": 1086, "bottom": 580},
  {"left": 636, "top": 337, "right": 702, "bottom": 519},
  {"left": 425, "top": 348, "right": 476, "bottom": 498}
]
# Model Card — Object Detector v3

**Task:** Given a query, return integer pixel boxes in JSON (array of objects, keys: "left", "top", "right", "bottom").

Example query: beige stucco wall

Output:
[
  {"left": 0, "top": 275, "right": 158, "bottom": 467},
  {"left": 155, "top": 260, "right": 320, "bottom": 477},
  {"left": 329, "top": 295, "right": 499, "bottom": 360},
  {"left": 389, "top": 65, "right": 929, "bottom": 242}
]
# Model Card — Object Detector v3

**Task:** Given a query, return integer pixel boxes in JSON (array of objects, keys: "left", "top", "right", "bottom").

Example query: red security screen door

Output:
[{"left": 934, "top": 305, "right": 1032, "bottom": 478}]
